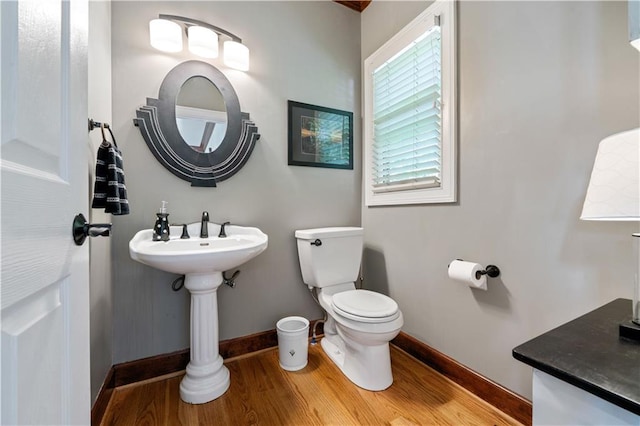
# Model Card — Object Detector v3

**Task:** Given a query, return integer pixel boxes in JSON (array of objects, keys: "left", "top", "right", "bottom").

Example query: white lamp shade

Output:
[
  {"left": 581, "top": 128, "right": 640, "bottom": 221},
  {"left": 188, "top": 26, "right": 219, "bottom": 58},
  {"left": 150, "top": 19, "right": 182, "bottom": 53},
  {"left": 223, "top": 40, "right": 250, "bottom": 71}
]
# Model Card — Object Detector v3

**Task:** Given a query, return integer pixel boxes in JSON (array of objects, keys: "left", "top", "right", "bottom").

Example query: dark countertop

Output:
[{"left": 513, "top": 298, "right": 640, "bottom": 416}]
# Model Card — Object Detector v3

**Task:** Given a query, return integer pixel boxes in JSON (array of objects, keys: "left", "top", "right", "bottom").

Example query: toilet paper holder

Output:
[
  {"left": 451, "top": 259, "right": 501, "bottom": 280},
  {"left": 476, "top": 264, "right": 500, "bottom": 280}
]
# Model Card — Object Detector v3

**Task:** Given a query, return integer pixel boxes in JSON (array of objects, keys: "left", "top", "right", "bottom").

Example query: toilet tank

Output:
[{"left": 295, "top": 227, "right": 363, "bottom": 287}]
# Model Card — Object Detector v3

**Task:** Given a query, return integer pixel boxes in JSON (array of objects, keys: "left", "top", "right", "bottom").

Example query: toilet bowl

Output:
[{"left": 295, "top": 227, "right": 403, "bottom": 391}]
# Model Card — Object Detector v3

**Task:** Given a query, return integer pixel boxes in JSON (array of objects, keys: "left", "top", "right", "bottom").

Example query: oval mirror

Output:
[
  {"left": 176, "top": 76, "right": 227, "bottom": 153},
  {"left": 134, "top": 60, "right": 260, "bottom": 187}
]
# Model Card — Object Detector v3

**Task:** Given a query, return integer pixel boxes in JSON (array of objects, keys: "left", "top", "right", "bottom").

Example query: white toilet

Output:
[{"left": 295, "top": 227, "right": 403, "bottom": 391}]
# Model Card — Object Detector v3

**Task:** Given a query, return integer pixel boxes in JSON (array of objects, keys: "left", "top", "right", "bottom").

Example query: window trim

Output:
[{"left": 363, "top": 0, "right": 457, "bottom": 206}]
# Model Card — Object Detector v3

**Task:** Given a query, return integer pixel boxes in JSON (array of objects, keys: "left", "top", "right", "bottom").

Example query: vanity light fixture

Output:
[
  {"left": 149, "top": 14, "right": 250, "bottom": 71},
  {"left": 580, "top": 128, "right": 640, "bottom": 340}
]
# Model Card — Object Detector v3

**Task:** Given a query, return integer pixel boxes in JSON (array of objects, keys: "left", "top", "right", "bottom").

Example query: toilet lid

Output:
[{"left": 332, "top": 290, "right": 398, "bottom": 319}]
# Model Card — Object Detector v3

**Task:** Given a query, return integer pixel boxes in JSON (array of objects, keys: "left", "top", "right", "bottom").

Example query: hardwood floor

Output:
[{"left": 101, "top": 344, "right": 522, "bottom": 425}]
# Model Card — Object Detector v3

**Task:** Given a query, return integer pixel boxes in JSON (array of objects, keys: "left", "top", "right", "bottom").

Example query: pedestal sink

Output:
[{"left": 129, "top": 222, "right": 268, "bottom": 404}]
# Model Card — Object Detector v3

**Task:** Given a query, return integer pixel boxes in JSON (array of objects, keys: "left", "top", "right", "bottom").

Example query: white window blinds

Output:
[{"left": 371, "top": 23, "right": 442, "bottom": 193}]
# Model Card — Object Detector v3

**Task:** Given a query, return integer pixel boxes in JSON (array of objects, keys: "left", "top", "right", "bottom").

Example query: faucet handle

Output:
[
  {"left": 202, "top": 211, "right": 209, "bottom": 220},
  {"left": 171, "top": 223, "right": 190, "bottom": 239},
  {"left": 219, "top": 221, "right": 231, "bottom": 238}
]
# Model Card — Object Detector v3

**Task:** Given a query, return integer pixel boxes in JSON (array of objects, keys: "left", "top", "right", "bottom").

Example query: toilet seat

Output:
[{"left": 332, "top": 290, "right": 399, "bottom": 323}]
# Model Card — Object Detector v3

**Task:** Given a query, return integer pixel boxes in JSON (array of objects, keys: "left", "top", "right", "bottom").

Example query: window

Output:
[{"left": 364, "top": 0, "right": 456, "bottom": 206}]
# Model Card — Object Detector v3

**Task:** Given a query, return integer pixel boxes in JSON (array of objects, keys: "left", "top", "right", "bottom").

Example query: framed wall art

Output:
[{"left": 288, "top": 101, "right": 353, "bottom": 170}]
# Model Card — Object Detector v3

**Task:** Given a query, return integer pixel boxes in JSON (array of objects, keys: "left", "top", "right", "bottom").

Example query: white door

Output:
[{"left": 1, "top": 0, "right": 90, "bottom": 424}]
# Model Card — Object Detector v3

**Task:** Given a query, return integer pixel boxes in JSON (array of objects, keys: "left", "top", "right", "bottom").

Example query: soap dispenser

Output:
[{"left": 153, "top": 201, "right": 170, "bottom": 241}]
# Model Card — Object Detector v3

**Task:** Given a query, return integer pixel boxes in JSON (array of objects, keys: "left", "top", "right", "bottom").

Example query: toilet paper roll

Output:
[{"left": 448, "top": 260, "right": 487, "bottom": 290}]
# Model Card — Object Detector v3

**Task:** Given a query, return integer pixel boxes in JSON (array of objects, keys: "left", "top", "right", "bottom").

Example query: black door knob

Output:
[{"left": 72, "top": 213, "right": 112, "bottom": 246}]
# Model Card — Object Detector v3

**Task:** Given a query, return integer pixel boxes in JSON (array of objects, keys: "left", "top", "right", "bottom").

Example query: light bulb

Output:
[
  {"left": 223, "top": 40, "right": 250, "bottom": 71},
  {"left": 188, "top": 26, "right": 219, "bottom": 58},
  {"left": 149, "top": 19, "right": 182, "bottom": 53}
]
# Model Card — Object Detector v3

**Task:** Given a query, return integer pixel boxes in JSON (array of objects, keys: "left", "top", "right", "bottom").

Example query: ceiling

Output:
[{"left": 334, "top": 1, "right": 372, "bottom": 12}]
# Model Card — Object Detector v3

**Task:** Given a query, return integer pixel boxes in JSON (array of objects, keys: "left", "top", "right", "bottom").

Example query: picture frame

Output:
[{"left": 288, "top": 100, "right": 353, "bottom": 170}]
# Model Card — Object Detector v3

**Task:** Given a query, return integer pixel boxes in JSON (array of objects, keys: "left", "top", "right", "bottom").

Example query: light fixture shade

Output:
[
  {"left": 188, "top": 26, "right": 219, "bottom": 58},
  {"left": 149, "top": 19, "right": 182, "bottom": 53},
  {"left": 581, "top": 128, "right": 640, "bottom": 221},
  {"left": 223, "top": 40, "right": 250, "bottom": 71}
]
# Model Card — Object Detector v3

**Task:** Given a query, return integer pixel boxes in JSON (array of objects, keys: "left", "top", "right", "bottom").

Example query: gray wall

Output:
[
  {"left": 88, "top": 0, "right": 113, "bottom": 403},
  {"left": 111, "top": 1, "right": 361, "bottom": 363},
  {"left": 361, "top": 1, "right": 639, "bottom": 399}
]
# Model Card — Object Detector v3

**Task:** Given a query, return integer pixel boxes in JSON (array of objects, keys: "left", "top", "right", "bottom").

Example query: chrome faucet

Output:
[{"left": 200, "top": 211, "right": 209, "bottom": 238}]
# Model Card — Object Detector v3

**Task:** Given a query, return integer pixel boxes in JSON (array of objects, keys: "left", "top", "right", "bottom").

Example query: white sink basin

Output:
[
  {"left": 129, "top": 223, "right": 268, "bottom": 274},
  {"left": 128, "top": 221, "right": 268, "bottom": 405}
]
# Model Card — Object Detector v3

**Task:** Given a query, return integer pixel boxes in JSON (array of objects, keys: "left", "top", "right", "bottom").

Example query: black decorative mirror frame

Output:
[{"left": 134, "top": 60, "right": 260, "bottom": 187}]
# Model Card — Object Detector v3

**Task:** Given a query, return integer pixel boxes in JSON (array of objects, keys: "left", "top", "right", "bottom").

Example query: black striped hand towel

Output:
[{"left": 92, "top": 125, "right": 130, "bottom": 215}]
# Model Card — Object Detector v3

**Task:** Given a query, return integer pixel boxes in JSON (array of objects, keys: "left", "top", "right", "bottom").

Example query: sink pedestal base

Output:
[
  {"left": 179, "top": 357, "right": 230, "bottom": 404},
  {"left": 180, "top": 272, "right": 229, "bottom": 404}
]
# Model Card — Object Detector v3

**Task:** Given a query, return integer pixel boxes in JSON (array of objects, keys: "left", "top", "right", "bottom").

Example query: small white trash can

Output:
[{"left": 276, "top": 316, "right": 309, "bottom": 371}]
